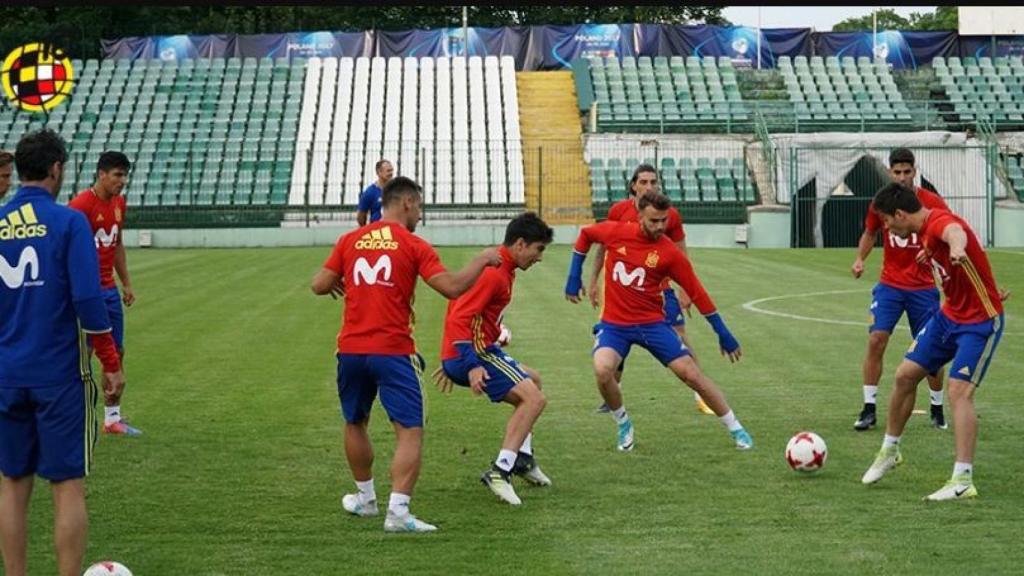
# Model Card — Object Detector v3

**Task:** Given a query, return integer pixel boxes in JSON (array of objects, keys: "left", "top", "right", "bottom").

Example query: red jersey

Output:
[
  {"left": 607, "top": 198, "right": 685, "bottom": 242},
  {"left": 575, "top": 220, "right": 715, "bottom": 325},
  {"left": 68, "top": 188, "right": 126, "bottom": 289},
  {"left": 865, "top": 187, "right": 949, "bottom": 290},
  {"left": 323, "top": 221, "right": 447, "bottom": 355},
  {"left": 440, "top": 245, "right": 515, "bottom": 360},
  {"left": 919, "top": 210, "right": 1003, "bottom": 324}
]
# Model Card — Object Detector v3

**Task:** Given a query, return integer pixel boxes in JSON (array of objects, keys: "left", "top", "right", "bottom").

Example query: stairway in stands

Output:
[{"left": 516, "top": 71, "right": 592, "bottom": 224}]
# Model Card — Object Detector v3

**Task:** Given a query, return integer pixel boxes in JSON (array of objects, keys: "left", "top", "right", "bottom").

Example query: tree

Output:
[
  {"left": 908, "top": 6, "right": 958, "bottom": 31},
  {"left": 831, "top": 9, "right": 910, "bottom": 32},
  {"left": 831, "top": 6, "right": 959, "bottom": 32}
]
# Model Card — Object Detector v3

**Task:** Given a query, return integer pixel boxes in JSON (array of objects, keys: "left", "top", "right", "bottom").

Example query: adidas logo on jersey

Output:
[
  {"left": 355, "top": 226, "right": 399, "bottom": 251},
  {"left": 0, "top": 204, "right": 47, "bottom": 241}
]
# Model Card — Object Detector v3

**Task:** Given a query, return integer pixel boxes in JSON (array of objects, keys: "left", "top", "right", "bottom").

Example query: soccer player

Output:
[
  {"left": 311, "top": 176, "right": 502, "bottom": 532},
  {"left": 69, "top": 152, "right": 140, "bottom": 436},
  {"left": 565, "top": 193, "right": 754, "bottom": 452},
  {"left": 1, "top": 129, "right": 124, "bottom": 576},
  {"left": 589, "top": 163, "right": 714, "bottom": 416},
  {"left": 861, "top": 183, "right": 1008, "bottom": 501},
  {"left": 0, "top": 151, "right": 14, "bottom": 201},
  {"left": 433, "top": 213, "right": 554, "bottom": 506},
  {"left": 356, "top": 159, "right": 394, "bottom": 226},
  {"left": 851, "top": 148, "right": 950, "bottom": 431}
]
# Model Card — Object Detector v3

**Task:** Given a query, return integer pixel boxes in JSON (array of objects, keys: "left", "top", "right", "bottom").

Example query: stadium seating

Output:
[
  {"left": 1006, "top": 154, "right": 1024, "bottom": 201},
  {"left": 933, "top": 56, "right": 1024, "bottom": 127},
  {"left": 779, "top": 55, "right": 912, "bottom": 125},
  {"left": 291, "top": 55, "right": 525, "bottom": 207},
  {"left": 589, "top": 56, "right": 749, "bottom": 132}
]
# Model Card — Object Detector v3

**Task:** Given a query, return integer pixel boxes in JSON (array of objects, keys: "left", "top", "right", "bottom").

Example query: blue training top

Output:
[
  {"left": 0, "top": 186, "right": 112, "bottom": 387},
  {"left": 358, "top": 183, "right": 383, "bottom": 223}
]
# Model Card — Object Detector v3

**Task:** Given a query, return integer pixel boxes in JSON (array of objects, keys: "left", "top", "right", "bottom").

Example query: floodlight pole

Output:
[
  {"left": 463, "top": 6, "right": 469, "bottom": 57},
  {"left": 872, "top": 9, "right": 878, "bottom": 62},
  {"left": 757, "top": 6, "right": 762, "bottom": 70}
]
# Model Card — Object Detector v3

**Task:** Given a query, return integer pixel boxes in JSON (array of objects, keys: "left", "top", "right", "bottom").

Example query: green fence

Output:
[{"left": 787, "top": 145, "right": 996, "bottom": 248}]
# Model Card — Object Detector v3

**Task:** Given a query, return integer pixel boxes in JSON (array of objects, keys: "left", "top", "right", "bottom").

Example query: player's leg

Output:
[
  {"left": 50, "top": 479, "right": 87, "bottom": 576},
  {"left": 857, "top": 284, "right": 902, "bottom": 430},
  {"left": 101, "top": 287, "right": 139, "bottom": 436},
  {"left": 664, "top": 288, "right": 713, "bottom": 415},
  {"left": 925, "top": 315, "right": 1003, "bottom": 501},
  {"left": 0, "top": 475, "right": 34, "bottom": 576},
  {"left": 907, "top": 287, "right": 948, "bottom": 429},
  {"left": 593, "top": 323, "right": 634, "bottom": 451},
  {"left": 510, "top": 363, "right": 551, "bottom": 487},
  {"left": 375, "top": 355, "right": 435, "bottom": 532},
  {"left": 594, "top": 320, "right": 626, "bottom": 414},
  {"left": 337, "top": 355, "right": 380, "bottom": 518},
  {"left": 664, "top": 354, "right": 753, "bottom": 450}
]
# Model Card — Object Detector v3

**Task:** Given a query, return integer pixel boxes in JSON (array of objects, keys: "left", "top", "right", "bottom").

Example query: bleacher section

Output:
[
  {"left": 1006, "top": 154, "right": 1024, "bottom": 201},
  {"left": 933, "top": 56, "right": 1024, "bottom": 127},
  {"left": 292, "top": 55, "right": 525, "bottom": 208},
  {"left": 780, "top": 56, "right": 911, "bottom": 125},
  {"left": 590, "top": 56, "right": 748, "bottom": 132},
  {"left": 0, "top": 57, "right": 302, "bottom": 210}
]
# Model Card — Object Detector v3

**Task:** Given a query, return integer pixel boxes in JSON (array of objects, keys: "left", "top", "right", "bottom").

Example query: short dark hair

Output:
[
  {"left": 375, "top": 159, "right": 392, "bottom": 173},
  {"left": 15, "top": 129, "right": 67, "bottom": 181},
  {"left": 637, "top": 192, "right": 672, "bottom": 212},
  {"left": 97, "top": 151, "right": 131, "bottom": 174},
  {"left": 889, "top": 148, "right": 915, "bottom": 167},
  {"left": 382, "top": 175, "right": 422, "bottom": 206},
  {"left": 0, "top": 150, "right": 13, "bottom": 168},
  {"left": 873, "top": 182, "right": 921, "bottom": 216},
  {"left": 503, "top": 212, "right": 554, "bottom": 247},
  {"left": 628, "top": 163, "right": 658, "bottom": 196}
]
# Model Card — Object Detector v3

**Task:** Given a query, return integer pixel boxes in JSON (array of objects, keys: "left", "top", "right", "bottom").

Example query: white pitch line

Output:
[{"left": 741, "top": 288, "right": 1019, "bottom": 335}]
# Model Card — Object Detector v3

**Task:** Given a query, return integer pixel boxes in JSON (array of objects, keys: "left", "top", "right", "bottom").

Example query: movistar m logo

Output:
[
  {"left": 612, "top": 261, "right": 646, "bottom": 288},
  {"left": 353, "top": 255, "right": 393, "bottom": 286},
  {"left": 355, "top": 226, "right": 399, "bottom": 250},
  {"left": 0, "top": 204, "right": 48, "bottom": 241},
  {"left": 95, "top": 224, "right": 119, "bottom": 248},
  {"left": 0, "top": 246, "right": 42, "bottom": 289}
]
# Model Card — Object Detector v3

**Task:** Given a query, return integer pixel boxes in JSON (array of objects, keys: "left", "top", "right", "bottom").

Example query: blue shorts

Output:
[
  {"left": 662, "top": 288, "right": 686, "bottom": 327},
  {"left": 906, "top": 311, "right": 1004, "bottom": 386},
  {"left": 336, "top": 354, "right": 425, "bottom": 428},
  {"left": 0, "top": 380, "right": 99, "bottom": 481},
  {"left": 593, "top": 321, "right": 690, "bottom": 366},
  {"left": 442, "top": 345, "right": 529, "bottom": 403},
  {"left": 869, "top": 283, "right": 939, "bottom": 335},
  {"left": 102, "top": 287, "right": 125, "bottom": 351}
]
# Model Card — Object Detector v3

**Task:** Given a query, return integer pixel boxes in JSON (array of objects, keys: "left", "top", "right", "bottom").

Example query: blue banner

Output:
[
  {"left": 539, "top": 24, "right": 637, "bottom": 70},
  {"left": 960, "top": 36, "right": 1024, "bottom": 58},
  {"left": 649, "top": 25, "right": 810, "bottom": 67},
  {"left": 812, "top": 31, "right": 957, "bottom": 69}
]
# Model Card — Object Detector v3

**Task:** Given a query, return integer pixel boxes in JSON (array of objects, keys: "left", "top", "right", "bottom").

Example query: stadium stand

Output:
[
  {"left": 780, "top": 55, "right": 912, "bottom": 125},
  {"left": 932, "top": 56, "right": 1024, "bottom": 128}
]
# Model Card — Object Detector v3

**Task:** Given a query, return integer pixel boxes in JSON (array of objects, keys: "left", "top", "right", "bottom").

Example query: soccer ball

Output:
[
  {"left": 83, "top": 561, "right": 133, "bottom": 576},
  {"left": 785, "top": 431, "right": 827, "bottom": 473},
  {"left": 497, "top": 323, "right": 512, "bottom": 347}
]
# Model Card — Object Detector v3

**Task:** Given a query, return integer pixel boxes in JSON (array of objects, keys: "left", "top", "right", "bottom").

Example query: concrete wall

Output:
[
  {"left": 995, "top": 202, "right": 1024, "bottom": 247},
  {"left": 123, "top": 222, "right": 748, "bottom": 249},
  {"left": 747, "top": 206, "right": 791, "bottom": 248}
]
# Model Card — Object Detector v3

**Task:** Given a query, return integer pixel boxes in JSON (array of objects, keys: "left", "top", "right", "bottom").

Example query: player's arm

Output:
[
  {"left": 940, "top": 222, "right": 968, "bottom": 264},
  {"left": 67, "top": 214, "right": 124, "bottom": 389},
  {"left": 425, "top": 247, "right": 502, "bottom": 299},
  {"left": 312, "top": 236, "right": 347, "bottom": 298},
  {"left": 356, "top": 190, "right": 370, "bottom": 226},
  {"left": 672, "top": 236, "right": 694, "bottom": 314},
  {"left": 669, "top": 253, "right": 742, "bottom": 362},
  {"left": 446, "top": 282, "right": 496, "bottom": 394},
  {"left": 565, "top": 222, "right": 613, "bottom": 303},
  {"left": 587, "top": 244, "right": 606, "bottom": 309},
  {"left": 853, "top": 205, "right": 882, "bottom": 278},
  {"left": 114, "top": 242, "right": 135, "bottom": 306}
]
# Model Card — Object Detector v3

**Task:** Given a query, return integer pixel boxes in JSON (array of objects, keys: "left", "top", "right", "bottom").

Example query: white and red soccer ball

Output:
[
  {"left": 83, "top": 561, "right": 133, "bottom": 576},
  {"left": 785, "top": 431, "right": 828, "bottom": 473}
]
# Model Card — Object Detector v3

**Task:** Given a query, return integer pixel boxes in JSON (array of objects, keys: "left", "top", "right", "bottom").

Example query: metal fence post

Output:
[
  {"left": 304, "top": 144, "right": 311, "bottom": 228},
  {"left": 537, "top": 145, "right": 544, "bottom": 220}
]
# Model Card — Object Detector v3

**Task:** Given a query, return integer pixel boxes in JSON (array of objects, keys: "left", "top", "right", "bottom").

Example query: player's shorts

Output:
[
  {"left": 442, "top": 344, "right": 529, "bottom": 403},
  {"left": 869, "top": 283, "right": 939, "bottom": 335},
  {"left": 906, "top": 311, "right": 1004, "bottom": 386},
  {"left": 102, "top": 287, "right": 125, "bottom": 351},
  {"left": 336, "top": 353, "right": 425, "bottom": 428},
  {"left": 593, "top": 320, "right": 690, "bottom": 366},
  {"left": 0, "top": 379, "right": 99, "bottom": 481},
  {"left": 662, "top": 288, "right": 687, "bottom": 327}
]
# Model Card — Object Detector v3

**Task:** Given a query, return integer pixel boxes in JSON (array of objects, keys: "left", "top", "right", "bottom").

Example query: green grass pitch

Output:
[{"left": 20, "top": 246, "right": 1023, "bottom": 574}]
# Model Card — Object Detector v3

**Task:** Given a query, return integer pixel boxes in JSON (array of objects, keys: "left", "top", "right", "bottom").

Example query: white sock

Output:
[
  {"left": 930, "top": 389, "right": 944, "bottom": 407},
  {"left": 355, "top": 479, "right": 376, "bottom": 503},
  {"left": 863, "top": 385, "right": 878, "bottom": 405},
  {"left": 104, "top": 405, "right": 121, "bottom": 426},
  {"left": 883, "top": 434, "right": 901, "bottom": 448},
  {"left": 953, "top": 461, "right": 973, "bottom": 480},
  {"left": 519, "top": 433, "right": 533, "bottom": 456},
  {"left": 612, "top": 406, "right": 629, "bottom": 425},
  {"left": 693, "top": 391, "right": 702, "bottom": 403},
  {"left": 388, "top": 492, "right": 411, "bottom": 517},
  {"left": 495, "top": 449, "right": 517, "bottom": 472},
  {"left": 718, "top": 410, "right": 743, "bottom": 432}
]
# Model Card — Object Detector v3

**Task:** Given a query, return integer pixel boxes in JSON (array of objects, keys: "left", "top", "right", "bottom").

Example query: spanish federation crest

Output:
[{"left": 645, "top": 251, "right": 659, "bottom": 268}]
